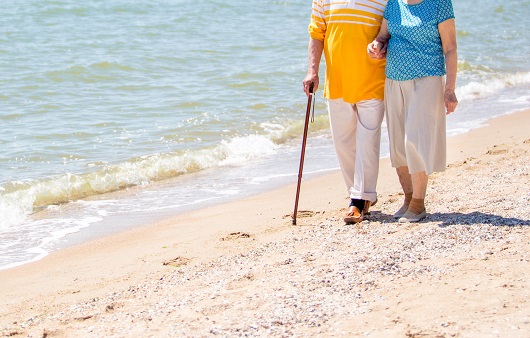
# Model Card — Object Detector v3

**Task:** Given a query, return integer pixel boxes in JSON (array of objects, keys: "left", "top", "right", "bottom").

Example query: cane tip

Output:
[{"left": 291, "top": 218, "right": 297, "bottom": 225}]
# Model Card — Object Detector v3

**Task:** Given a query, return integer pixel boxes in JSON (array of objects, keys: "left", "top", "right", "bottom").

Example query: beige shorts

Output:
[{"left": 384, "top": 76, "right": 447, "bottom": 175}]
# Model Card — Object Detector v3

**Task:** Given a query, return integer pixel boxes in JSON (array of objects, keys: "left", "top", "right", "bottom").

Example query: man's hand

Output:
[{"left": 303, "top": 73, "right": 318, "bottom": 96}]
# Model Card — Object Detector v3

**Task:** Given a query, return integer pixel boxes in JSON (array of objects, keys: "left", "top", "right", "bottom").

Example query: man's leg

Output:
[
  {"left": 328, "top": 98, "right": 357, "bottom": 194},
  {"left": 342, "top": 99, "right": 384, "bottom": 223},
  {"left": 328, "top": 98, "right": 364, "bottom": 223},
  {"left": 350, "top": 99, "right": 384, "bottom": 203}
]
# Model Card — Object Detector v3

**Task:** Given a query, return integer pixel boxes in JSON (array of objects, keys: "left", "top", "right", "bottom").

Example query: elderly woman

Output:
[{"left": 367, "top": 0, "right": 458, "bottom": 222}]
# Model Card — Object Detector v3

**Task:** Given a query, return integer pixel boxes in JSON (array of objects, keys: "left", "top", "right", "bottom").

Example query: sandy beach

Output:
[{"left": 1, "top": 109, "right": 529, "bottom": 337}]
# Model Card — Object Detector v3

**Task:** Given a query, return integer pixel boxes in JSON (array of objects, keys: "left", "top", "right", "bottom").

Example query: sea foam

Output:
[{"left": 0, "top": 133, "right": 280, "bottom": 228}]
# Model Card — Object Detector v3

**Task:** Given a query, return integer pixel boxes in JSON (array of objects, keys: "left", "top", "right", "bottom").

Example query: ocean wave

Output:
[
  {"left": 262, "top": 113, "right": 331, "bottom": 144},
  {"left": 44, "top": 62, "right": 136, "bottom": 82},
  {"left": 0, "top": 133, "right": 279, "bottom": 228},
  {"left": 457, "top": 60, "right": 494, "bottom": 73},
  {"left": 0, "top": 113, "right": 24, "bottom": 121},
  {"left": 457, "top": 71, "right": 530, "bottom": 101}
]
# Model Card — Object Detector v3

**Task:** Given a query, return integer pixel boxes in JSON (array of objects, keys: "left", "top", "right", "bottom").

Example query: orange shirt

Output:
[{"left": 309, "top": 0, "right": 387, "bottom": 103}]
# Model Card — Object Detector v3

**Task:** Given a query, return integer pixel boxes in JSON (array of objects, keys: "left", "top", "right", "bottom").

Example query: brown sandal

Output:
[{"left": 344, "top": 206, "right": 363, "bottom": 224}]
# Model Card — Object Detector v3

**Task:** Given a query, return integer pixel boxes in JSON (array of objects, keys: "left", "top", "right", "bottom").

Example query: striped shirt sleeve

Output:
[{"left": 308, "top": 0, "right": 326, "bottom": 41}]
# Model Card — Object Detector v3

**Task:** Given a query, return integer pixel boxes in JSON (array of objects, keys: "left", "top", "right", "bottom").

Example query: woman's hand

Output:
[
  {"left": 367, "top": 40, "right": 387, "bottom": 59},
  {"left": 368, "top": 19, "right": 390, "bottom": 60},
  {"left": 444, "top": 89, "right": 458, "bottom": 115}
]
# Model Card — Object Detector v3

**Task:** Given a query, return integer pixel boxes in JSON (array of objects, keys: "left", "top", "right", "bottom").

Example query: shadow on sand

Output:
[
  {"left": 427, "top": 211, "right": 529, "bottom": 227},
  {"left": 372, "top": 211, "right": 529, "bottom": 227}
]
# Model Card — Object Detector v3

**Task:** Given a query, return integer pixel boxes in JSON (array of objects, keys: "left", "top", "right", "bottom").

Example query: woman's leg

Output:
[
  {"left": 394, "top": 166, "right": 413, "bottom": 218},
  {"left": 384, "top": 79, "right": 414, "bottom": 218},
  {"left": 411, "top": 171, "right": 428, "bottom": 200},
  {"left": 397, "top": 77, "right": 446, "bottom": 222},
  {"left": 399, "top": 171, "right": 428, "bottom": 222}
]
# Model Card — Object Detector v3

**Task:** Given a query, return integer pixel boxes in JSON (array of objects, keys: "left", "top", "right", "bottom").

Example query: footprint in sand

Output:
[
  {"left": 163, "top": 256, "right": 191, "bottom": 267},
  {"left": 221, "top": 232, "right": 252, "bottom": 241},
  {"left": 486, "top": 145, "right": 508, "bottom": 155},
  {"left": 284, "top": 210, "right": 316, "bottom": 219}
]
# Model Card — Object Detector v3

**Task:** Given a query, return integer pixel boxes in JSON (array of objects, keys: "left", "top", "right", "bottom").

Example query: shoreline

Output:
[
  {"left": 1, "top": 106, "right": 525, "bottom": 272},
  {"left": 1, "top": 109, "right": 529, "bottom": 337}
]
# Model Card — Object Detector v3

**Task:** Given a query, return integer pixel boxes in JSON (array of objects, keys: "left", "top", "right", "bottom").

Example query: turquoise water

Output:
[{"left": 1, "top": 0, "right": 529, "bottom": 269}]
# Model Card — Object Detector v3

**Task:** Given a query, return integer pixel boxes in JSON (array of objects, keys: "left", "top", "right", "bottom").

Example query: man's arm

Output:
[{"left": 302, "top": 38, "right": 324, "bottom": 96}]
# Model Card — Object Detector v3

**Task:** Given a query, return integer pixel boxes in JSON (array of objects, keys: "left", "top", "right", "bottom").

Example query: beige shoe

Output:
[
  {"left": 393, "top": 203, "right": 409, "bottom": 219},
  {"left": 398, "top": 209, "right": 427, "bottom": 223}
]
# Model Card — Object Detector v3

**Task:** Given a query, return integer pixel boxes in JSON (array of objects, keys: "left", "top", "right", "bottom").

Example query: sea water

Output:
[{"left": 1, "top": 0, "right": 529, "bottom": 269}]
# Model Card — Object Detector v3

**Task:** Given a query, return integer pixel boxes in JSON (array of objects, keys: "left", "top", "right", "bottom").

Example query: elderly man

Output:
[{"left": 303, "top": 0, "right": 387, "bottom": 223}]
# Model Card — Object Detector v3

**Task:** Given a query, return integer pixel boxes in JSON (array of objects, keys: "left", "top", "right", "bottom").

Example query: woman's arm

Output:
[
  {"left": 367, "top": 19, "right": 390, "bottom": 59},
  {"left": 303, "top": 38, "right": 324, "bottom": 96},
  {"left": 439, "top": 18, "right": 458, "bottom": 114}
]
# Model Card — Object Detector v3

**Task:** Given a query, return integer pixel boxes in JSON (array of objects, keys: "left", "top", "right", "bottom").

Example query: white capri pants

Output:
[
  {"left": 384, "top": 76, "right": 447, "bottom": 175},
  {"left": 328, "top": 98, "right": 384, "bottom": 202}
]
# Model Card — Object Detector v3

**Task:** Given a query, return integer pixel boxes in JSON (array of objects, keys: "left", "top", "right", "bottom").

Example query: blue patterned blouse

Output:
[{"left": 384, "top": 0, "right": 455, "bottom": 81}]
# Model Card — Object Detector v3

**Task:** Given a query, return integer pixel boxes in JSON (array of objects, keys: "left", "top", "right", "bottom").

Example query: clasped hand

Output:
[{"left": 367, "top": 40, "right": 387, "bottom": 59}]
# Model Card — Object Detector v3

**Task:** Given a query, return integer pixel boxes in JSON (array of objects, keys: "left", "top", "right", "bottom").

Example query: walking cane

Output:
[{"left": 292, "top": 82, "right": 315, "bottom": 225}]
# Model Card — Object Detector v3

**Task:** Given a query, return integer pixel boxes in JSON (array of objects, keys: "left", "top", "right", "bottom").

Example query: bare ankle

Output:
[{"left": 408, "top": 198, "right": 425, "bottom": 214}]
